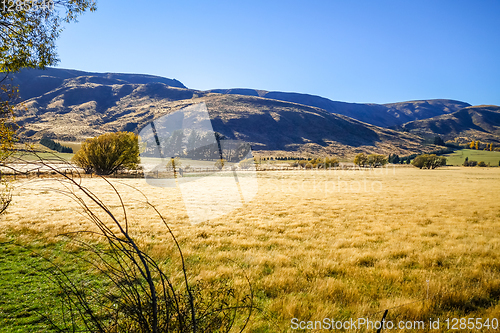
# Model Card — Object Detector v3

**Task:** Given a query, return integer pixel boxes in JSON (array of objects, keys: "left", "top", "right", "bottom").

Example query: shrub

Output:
[
  {"left": 478, "top": 161, "right": 487, "bottom": 167},
  {"left": 72, "top": 131, "right": 139, "bottom": 175}
]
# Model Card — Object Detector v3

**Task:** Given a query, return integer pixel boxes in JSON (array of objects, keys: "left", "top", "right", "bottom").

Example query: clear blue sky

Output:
[{"left": 56, "top": 0, "right": 500, "bottom": 106}]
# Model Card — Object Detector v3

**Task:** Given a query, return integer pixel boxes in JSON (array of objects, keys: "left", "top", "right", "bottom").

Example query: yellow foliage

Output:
[{"left": 72, "top": 131, "right": 139, "bottom": 175}]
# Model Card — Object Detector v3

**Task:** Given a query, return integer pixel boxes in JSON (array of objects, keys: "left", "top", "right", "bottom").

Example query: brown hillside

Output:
[{"left": 16, "top": 79, "right": 424, "bottom": 157}]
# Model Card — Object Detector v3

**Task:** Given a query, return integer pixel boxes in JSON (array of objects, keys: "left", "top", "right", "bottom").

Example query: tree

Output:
[
  {"left": 0, "top": 1, "right": 96, "bottom": 212},
  {"left": 367, "top": 154, "right": 388, "bottom": 168},
  {"left": 475, "top": 141, "right": 480, "bottom": 150},
  {"left": 411, "top": 154, "right": 446, "bottom": 169},
  {"left": 0, "top": 84, "right": 16, "bottom": 160},
  {"left": 353, "top": 153, "right": 368, "bottom": 167},
  {"left": 433, "top": 136, "right": 445, "bottom": 146},
  {"left": 1, "top": 0, "right": 97, "bottom": 73},
  {"left": 214, "top": 159, "right": 226, "bottom": 170},
  {"left": 40, "top": 137, "right": 73, "bottom": 153},
  {"left": 324, "top": 156, "right": 339, "bottom": 168},
  {"left": 239, "top": 158, "right": 255, "bottom": 169},
  {"left": 388, "top": 154, "right": 400, "bottom": 164},
  {"left": 72, "top": 132, "right": 140, "bottom": 175},
  {"left": 186, "top": 130, "right": 199, "bottom": 154},
  {"left": 463, "top": 157, "right": 469, "bottom": 167},
  {"left": 164, "top": 129, "right": 184, "bottom": 157},
  {"left": 0, "top": 85, "right": 17, "bottom": 214},
  {"left": 467, "top": 160, "right": 478, "bottom": 167},
  {"left": 469, "top": 141, "right": 475, "bottom": 149}
]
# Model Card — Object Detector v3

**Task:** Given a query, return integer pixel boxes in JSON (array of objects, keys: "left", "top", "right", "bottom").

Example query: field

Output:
[
  {"left": 444, "top": 149, "right": 500, "bottom": 166},
  {"left": 1, "top": 167, "right": 500, "bottom": 332}
]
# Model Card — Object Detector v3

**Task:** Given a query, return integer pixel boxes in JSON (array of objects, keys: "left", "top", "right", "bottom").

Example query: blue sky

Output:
[{"left": 56, "top": 0, "right": 500, "bottom": 106}]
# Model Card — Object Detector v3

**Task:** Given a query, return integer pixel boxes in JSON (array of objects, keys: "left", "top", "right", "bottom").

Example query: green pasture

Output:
[
  {"left": 443, "top": 149, "right": 500, "bottom": 166},
  {"left": 0, "top": 240, "right": 93, "bottom": 332}
]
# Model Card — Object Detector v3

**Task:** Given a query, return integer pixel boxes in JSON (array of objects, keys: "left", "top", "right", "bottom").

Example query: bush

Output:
[
  {"left": 478, "top": 161, "right": 487, "bottom": 167},
  {"left": 412, "top": 154, "right": 447, "bottom": 169},
  {"left": 72, "top": 131, "right": 139, "bottom": 175},
  {"left": 464, "top": 158, "right": 478, "bottom": 167}
]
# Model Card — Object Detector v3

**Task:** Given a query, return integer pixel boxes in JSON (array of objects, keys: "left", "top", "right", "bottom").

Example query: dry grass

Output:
[{"left": 1, "top": 166, "right": 500, "bottom": 332}]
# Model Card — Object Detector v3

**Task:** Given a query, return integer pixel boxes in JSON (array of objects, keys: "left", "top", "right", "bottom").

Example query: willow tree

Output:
[
  {"left": 72, "top": 132, "right": 140, "bottom": 175},
  {"left": 0, "top": 1, "right": 96, "bottom": 211},
  {"left": 1, "top": 0, "right": 96, "bottom": 73}
]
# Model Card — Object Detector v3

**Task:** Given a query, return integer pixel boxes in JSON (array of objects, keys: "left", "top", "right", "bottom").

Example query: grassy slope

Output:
[
  {"left": 1, "top": 168, "right": 500, "bottom": 332},
  {"left": 10, "top": 143, "right": 75, "bottom": 162},
  {"left": 444, "top": 149, "right": 500, "bottom": 166}
]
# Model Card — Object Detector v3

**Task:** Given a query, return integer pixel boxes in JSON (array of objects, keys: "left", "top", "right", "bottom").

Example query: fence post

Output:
[{"left": 376, "top": 309, "right": 389, "bottom": 333}]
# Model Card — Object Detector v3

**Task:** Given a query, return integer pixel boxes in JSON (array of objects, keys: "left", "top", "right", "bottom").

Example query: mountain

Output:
[
  {"left": 9, "top": 68, "right": 470, "bottom": 129},
  {"left": 402, "top": 105, "right": 500, "bottom": 143},
  {"left": 7, "top": 67, "right": 186, "bottom": 101},
  {"left": 210, "top": 89, "right": 470, "bottom": 127},
  {"left": 14, "top": 72, "right": 425, "bottom": 156}
]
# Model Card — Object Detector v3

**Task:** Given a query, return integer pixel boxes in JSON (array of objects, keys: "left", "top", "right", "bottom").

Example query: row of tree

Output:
[
  {"left": 468, "top": 140, "right": 499, "bottom": 151},
  {"left": 293, "top": 157, "right": 340, "bottom": 168},
  {"left": 141, "top": 130, "right": 252, "bottom": 163},
  {"left": 353, "top": 153, "right": 388, "bottom": 168},
  {"left": 39, "top": 137, "right": 73, "bottom": 153},
  {"left": 73, "top": 130, "right": 500, "bottom": 174}
]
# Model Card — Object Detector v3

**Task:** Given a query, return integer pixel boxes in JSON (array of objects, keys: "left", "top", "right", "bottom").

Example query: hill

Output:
[
  {"left": 210, "top": 89, "right": 470, "bottom": 127},
  {"left": 402, "top": 105, "right": 500, "bottom": 144},
  {"left": 15, "top": 75, "right": 425, "bottom": 157},
  {"left": 7, "top": 67, "right": 186, "bottom": 101},
  {"left": 9, "top": 68, "right": 470, "bottom": 129}
]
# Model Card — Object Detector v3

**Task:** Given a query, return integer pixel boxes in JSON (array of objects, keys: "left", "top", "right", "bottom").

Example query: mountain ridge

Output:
[
  {"left": 9, "top": 67, "right": 498, "bottom": 156},
  {"left": 402, "top": 105, "right": 500, "bottom": 144},
  {"left": 209, "top": 88, "right": 471, "bottom": 127},
  {"left": 14, "top": 71, "right": 426, "bottom": 157}
]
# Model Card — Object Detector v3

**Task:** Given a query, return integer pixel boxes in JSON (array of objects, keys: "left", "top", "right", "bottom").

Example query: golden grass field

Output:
[{"left": 1, "top": 166, "right": 500, "bottom": 332}]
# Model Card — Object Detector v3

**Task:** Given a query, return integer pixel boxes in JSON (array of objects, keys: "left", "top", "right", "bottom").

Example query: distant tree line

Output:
[
  {"left": 141, "top": 130, "right": 251, "bottom": 163},
  {"left": 260, "top": 156, "right": 321, "bottom": 161},
  {"left": 463, "top": 157, "right": 497, "bottom": 167},
  {"left": 40, "top": 137, "right": 73, "bottom": 153},
  {"left": 293, "top": 157, "right": 340, "bottom": 169},
  {"left": 468, "top": 140, "right": 500, "bottom": 151},
  {"left": 388, "top": 146, "right": 455, "bottom": 165}
]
